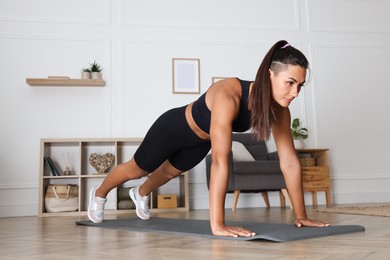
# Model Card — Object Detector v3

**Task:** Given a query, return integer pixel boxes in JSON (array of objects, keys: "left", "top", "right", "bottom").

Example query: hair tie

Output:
[{"left": 281, "top": 43, "right": 290, "bottom": 49}]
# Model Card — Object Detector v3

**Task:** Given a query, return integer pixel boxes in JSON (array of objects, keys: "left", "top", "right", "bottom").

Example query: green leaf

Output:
[
  {"left": 290, "top": 118, "right": 308, "bottom": 140},
  {"left": 89, "top": 60, "right": 102, "bottom": 72},
  {"left": 292, "top": 118, "right": 300, "bottom": 129}
]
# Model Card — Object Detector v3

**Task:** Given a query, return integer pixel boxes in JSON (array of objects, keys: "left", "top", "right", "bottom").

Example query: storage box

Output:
[{"left": 157, "top": 194, "right": 177, "bottom": 209}]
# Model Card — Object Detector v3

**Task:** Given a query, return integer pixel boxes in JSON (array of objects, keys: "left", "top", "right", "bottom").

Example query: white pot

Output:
[
  {"left": 294, "top": 139, "right": 305, "bottom": 149},
  {"left": 81, "top": 71, "right": 91, "bottom": 79},
  {"left": 91, "top": 72, "right": 102, "bottom": 80}
]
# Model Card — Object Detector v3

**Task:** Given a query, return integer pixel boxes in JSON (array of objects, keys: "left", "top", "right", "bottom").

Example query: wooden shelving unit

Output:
[
  {"left": 39, "top": 138, "right": 189, "bottom": 217},
  {"left": 297, "top": 148, "right": 331, "bottom": 207},
  {"left": 26, "top": 78, "right": 105, "bottom": 87}
]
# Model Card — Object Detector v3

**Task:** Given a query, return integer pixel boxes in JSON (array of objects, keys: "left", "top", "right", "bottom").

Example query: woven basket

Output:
[{"left": 299, "top": 158, "right": 316, "bottom": 167}]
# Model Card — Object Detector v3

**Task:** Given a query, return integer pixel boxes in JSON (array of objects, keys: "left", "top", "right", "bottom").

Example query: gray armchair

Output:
[{"left": 205, "top": 133, "right": 292, "bottom": 211}]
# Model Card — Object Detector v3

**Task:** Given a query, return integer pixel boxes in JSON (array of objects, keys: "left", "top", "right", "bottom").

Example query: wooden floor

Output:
[{"left": 1, "top": 205, "right": 389, "bottom": 260}]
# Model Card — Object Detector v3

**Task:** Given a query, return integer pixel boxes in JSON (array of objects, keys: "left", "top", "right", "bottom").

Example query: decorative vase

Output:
[
  {"left": 63, "top": 166, "right": 72, "bottom": 176},
  {"left": 81, "top": 71, "right": 91, "bottom": 79},
  {"left": 91, "top": 72, "right": 102, "bottom": 80}
]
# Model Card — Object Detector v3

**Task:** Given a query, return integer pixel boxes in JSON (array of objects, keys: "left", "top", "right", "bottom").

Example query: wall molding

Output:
[
  {"left": 122, "top": 37, "right": 280, "bottom": 48},
  {"left": 0, "top": 183, "right": 37, "bottom": 190},
  {"left": 331, "top": 174, "right": 390, "bottom": 181},
  {"left": 0, "top": 0, "right": 111, "bottom": 25},
  {"left": 0, "top": 34, "right": 113, "bottom": 42},
  {"left": 309, "top": 42, "right": 390, "bottom": 149},
  {"left": 307, "top": 0, "right": 390, "bottom": 33},
  {"left": 121, "top": 0, "right": 301, "bottom": 32}
]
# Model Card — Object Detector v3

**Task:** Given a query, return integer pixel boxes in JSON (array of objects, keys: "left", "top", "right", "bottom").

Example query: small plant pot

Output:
[
  {"left": 81, "top": 72, "right": 91, "bottom": 79},
  {"left": 91, "top": 72, "right": 102, "bottom": 80},
  {"left": 294, "top": 139, "right": 305, "bottom": 149}
]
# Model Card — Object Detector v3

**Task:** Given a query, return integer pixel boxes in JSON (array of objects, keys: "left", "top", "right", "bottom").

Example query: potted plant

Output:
[
  {"left": 89, "top": 61, "right": 102, "bottom": 80},
  {"left": 81, "top": 68, "right": 91, "bottom": 79},
  {"left": 291, "top": 118, "right": 308, "bottom": 149}
]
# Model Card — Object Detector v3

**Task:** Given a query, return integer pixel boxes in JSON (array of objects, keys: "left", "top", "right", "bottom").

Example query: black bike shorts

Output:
[{"left": 133, "top": 105, "right": 211, "bottom": 172}]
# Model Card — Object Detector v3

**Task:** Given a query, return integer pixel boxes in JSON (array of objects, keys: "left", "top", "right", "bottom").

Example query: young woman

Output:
[{"left": 88, "top": 40, "right": 329, "bottom": 237}]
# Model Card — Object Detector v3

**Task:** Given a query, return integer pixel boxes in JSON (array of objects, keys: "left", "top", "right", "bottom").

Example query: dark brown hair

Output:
[{"left": 249, "top": 40, "right": 309, "bottom": 140}]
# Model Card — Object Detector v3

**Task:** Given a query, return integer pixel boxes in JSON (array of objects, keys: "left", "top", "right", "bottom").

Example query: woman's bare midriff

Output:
[{"left": 185, "top": 103, "right": 210, "bottom": 141}]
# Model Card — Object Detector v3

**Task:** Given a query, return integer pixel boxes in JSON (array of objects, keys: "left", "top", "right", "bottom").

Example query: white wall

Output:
[{"left": 1, "top": 0, "right": 389, "bottom": 217}]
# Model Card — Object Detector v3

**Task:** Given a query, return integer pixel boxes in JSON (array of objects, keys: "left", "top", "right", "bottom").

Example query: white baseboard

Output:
[{"left": 0, "top": 204, "right": 37, "bottom": 217}]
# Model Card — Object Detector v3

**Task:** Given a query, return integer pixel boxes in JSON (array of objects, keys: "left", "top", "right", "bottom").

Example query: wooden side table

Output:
[{"left": 296, "top": 149, "right": 331, "bottom": 207}]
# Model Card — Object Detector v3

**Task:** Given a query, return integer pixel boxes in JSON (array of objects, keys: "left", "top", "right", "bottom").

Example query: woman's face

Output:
[{"left": 269, "top": 64, "right": 306, "bottom": 107}]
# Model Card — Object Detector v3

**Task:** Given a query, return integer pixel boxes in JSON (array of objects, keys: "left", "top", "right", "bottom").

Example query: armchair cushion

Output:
[
  {"left": 231, "top": 141, "right": 255, "bottom": 162},
  {"left": 232, "top": 134, "right": 269, "bottom": 160}
]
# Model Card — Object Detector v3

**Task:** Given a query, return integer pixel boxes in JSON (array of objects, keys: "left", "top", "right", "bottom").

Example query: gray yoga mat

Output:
[{"left": 76, "top": 217, "right": 364, "bottom": 242}]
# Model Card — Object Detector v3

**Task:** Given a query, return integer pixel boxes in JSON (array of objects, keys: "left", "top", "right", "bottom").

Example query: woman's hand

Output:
[
  {"left": 212, "top": 225, "right": 256, "bottom": 238},
  {"left": 295, "top": 218, "right": 330, "bottom": 228}
]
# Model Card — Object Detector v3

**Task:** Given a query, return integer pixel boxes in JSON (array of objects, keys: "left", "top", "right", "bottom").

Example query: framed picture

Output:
[
  {"left": 172, "top": 58, "right": 200, "bottom": 94},
  {"left": 211, "top": 77, "right": 228, "bottom": 84}
]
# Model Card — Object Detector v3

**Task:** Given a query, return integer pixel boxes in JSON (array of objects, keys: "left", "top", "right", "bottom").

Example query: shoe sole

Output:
[{"left": 129, "top": 188, "right": 150, "bottom": 220}]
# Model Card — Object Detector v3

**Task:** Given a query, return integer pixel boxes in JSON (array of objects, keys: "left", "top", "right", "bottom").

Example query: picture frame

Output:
[
  {"left": 211, "top": 77, "right": 228, "bottom": 84},
  {"left": 172, "top": 58, "right": 200, "bottom": 94}
]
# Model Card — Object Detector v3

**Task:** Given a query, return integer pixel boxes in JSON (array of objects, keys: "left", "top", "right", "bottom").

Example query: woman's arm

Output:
[
  {"left": 208, "top": 81, "right": 256, "bottom": 237},
  {"left": 272, "top": 107, "right": 328, "bottom": 227}
]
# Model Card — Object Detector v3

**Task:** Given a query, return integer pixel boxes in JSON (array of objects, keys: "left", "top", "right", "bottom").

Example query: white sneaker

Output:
[
  {"left": 129, "top": 186, "right": 150, "bottom": 220},
  {"left": 87, "top": 187, "right": 107, "bottom": 223}
]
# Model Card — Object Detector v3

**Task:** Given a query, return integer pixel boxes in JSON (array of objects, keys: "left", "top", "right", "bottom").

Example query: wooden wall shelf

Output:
[{"left": 26, "top": 78, "right": 105, "bottom": 87}]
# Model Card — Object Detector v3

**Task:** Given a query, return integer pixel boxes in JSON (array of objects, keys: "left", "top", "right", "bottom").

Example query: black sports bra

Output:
[{"left": 191, "top": 78, "right": 252, "bottom": 134}]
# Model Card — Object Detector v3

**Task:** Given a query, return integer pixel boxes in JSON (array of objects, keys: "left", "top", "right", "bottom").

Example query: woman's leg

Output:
[
  {"left": 138, "top": 140, "right": 211, "bottom": 196},
  {"left": 138, "top": 160, "right": 182, "bottom": 196},
  {"left": 130, "top": 159, "right": 183, "bottom": 220},
  {"left": 95, "top": 158, "right": 148, "bottom": 198},
  {"left": 95, "top": 157, "right": 182, "bottom": 198}
]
